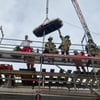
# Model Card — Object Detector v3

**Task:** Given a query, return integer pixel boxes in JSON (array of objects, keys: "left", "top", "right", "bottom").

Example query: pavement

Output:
[
  {"left": 0, "top": 87, "right": 99, "bottom": 100},
  {"left": 0, "top": 93, "right": 99, "bottom": 100}
]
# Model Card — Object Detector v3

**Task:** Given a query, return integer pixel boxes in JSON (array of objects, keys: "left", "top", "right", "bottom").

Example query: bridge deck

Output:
[{"left": 0, "top": 50, "right": 100, "bottom": 67}]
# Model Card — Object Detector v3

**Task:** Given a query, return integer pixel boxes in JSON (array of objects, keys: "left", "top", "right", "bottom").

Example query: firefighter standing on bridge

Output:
[
  {"left": 58, "top": 30, "right": 71, "bottom": 55},
  {"left": 44, "top": 37, "right": 57, "bottom": 54},
  {"left": 85, "top": 39, "right": 97, "bottom": 56}
]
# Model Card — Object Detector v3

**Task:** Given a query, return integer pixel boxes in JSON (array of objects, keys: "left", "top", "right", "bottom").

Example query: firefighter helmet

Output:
[
  {"left": 48, "top": 37, "right": 53, "bottom": 41},
  {"left": 65, "top": 35, "right": 70, "bottom": 38}
]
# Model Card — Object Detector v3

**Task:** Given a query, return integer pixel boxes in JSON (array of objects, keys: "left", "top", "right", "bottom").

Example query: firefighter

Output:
[
  {"left": 58, "top": 30, "right": 71, "bottom": 55},
  {"left": 44, "top": 37, "right": 57, "bottom": 54},
  {"left": 85, "top": 39, "right": 97, "bottom": 56},
  {"left": 20, "top": 35, "right": 32, "bottom": 52},
  {"left": 73, "top": 51, "right": 86, "bottom": 73}
]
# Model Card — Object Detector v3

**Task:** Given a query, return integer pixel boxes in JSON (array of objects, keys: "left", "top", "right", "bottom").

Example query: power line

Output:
[{"left": 64, "top": 20, "right": 100, "bottom": 36}]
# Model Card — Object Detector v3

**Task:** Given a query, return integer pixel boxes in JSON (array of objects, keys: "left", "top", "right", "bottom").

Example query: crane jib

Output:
[{"left": 71, "top": 0, "right": 94, "bottom": 42}]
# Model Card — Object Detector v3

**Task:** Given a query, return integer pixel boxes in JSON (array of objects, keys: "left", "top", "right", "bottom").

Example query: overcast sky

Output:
[{"left": 0, "top": 0, "right": 100, "bottom": 71}]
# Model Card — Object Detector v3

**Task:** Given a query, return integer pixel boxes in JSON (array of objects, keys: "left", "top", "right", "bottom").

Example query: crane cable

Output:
[
  {"left": 46, "top": 0, "right": 49, "bottom": 20},
  {"left": 43, "top": 0, "right": 49, "bottom": 24}
]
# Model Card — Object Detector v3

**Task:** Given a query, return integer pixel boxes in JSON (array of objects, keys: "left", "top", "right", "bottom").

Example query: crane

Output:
[
  {"left": 71, "top": 0, "right": 100, "bottom": 57},
  {"left": 71, "top": 0, "right": 94, "bottom": 43}
]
